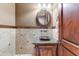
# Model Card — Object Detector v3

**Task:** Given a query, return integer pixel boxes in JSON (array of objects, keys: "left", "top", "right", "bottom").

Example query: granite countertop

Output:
[{"left": 32, "top": 41, "right": 61, "bottom": 45}]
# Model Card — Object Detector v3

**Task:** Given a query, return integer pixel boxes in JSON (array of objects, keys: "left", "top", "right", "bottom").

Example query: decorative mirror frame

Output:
[{"left": 36, "top": 9, "right": 52, "bottom": 27}]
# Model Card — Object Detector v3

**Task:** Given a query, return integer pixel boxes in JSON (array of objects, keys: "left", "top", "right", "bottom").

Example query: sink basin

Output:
[
  {"left": 40, "top": 36, "right": 50, "bottom": 41},
  {"left": 40, "top": 38, "right": 50, "bottom": 41}
]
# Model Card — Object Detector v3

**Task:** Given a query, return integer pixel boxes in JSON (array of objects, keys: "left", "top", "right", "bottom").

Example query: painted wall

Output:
[
  {"left": 0, "top": 3, "right": 15, "bottom": 26},
  {"left": 16, "top": 3, "right": 37, "bottom": 26},
  {"left": 16, "top": 3, "right": 58, "bottom": 27}
]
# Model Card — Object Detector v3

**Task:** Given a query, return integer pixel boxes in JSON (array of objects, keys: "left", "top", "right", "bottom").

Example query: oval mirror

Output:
[{"left": 36, "top": 9, "right": 51, "bottom": 27}]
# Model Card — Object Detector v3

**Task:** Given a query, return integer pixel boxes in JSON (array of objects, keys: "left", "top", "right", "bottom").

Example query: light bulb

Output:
[
  {"left": 38, "top": 3, "right": 41, "bottom": 8},
  {"left": 47, "top": 4, "right": 51, "bottom": 8},
  {"left": 42, "top": 4, "right": 46, "bottom": 8}
]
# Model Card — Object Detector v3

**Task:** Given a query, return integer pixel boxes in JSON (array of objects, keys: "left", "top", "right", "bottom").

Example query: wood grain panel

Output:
[
  {"left": 0, "top": 25, "right": 55, "bottom": 29},
  {"left": 62, "top": 46, "right": 74, "bottom": 56},
  {"left": 62, "top": 40, "right": 79, "bottom": 55},
  {"left": 58, "top": 3, "right": 63, "bottom": 56},
  {"left": 63, "top": 3, "right": 79, "bottom": 45},
  {"left": 58, "top": 43, "right": 63, "bottom": 56},
  {"left": 0, "top": 25, "right": 15, "bottom": 28},
  {"left": 59, "top": 3, "right": 79, "bottom": 56},
  {"left": 59, "top": 3, "right": 63, "bottom": 40},
  {"left": 38, "top": 45, "right": 56, "bottom": 56},
  {"left": 34, "top": 44, "right": 57, "bottom": 56}
]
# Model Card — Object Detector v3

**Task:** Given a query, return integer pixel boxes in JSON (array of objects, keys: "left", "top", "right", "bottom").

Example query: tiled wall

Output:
[{"left": 0, "top": 28, "right": 15, "bottom": 56}]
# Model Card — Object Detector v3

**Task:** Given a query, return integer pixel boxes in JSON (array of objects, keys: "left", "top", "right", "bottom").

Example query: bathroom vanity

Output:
[
  {"left": 32, "top": 4, "right": 59, "bottom": 56},
  {"left": 32, "top": 29, "right": 59, "bottom": 56},
  {"left": 33, "top": 42, "right": 59, "bottom": 56}
]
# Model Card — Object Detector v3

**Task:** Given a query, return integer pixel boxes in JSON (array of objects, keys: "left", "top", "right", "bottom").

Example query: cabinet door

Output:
[
  {"left": 39, "top": 46, "right": 56, "bottom": 56},
  {"left": 34, "top": 45, "right": 57, "bottom": 56}
]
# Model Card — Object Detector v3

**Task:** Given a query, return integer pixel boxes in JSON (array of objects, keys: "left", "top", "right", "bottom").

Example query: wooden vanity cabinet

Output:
[{"left": 33, "top": 43, "right": 59, "bottom": 56}]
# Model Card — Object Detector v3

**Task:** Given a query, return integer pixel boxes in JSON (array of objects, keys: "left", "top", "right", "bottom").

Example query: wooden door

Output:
[{"left": 59, "top": 3, "right": 79, "bottom": 56}]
